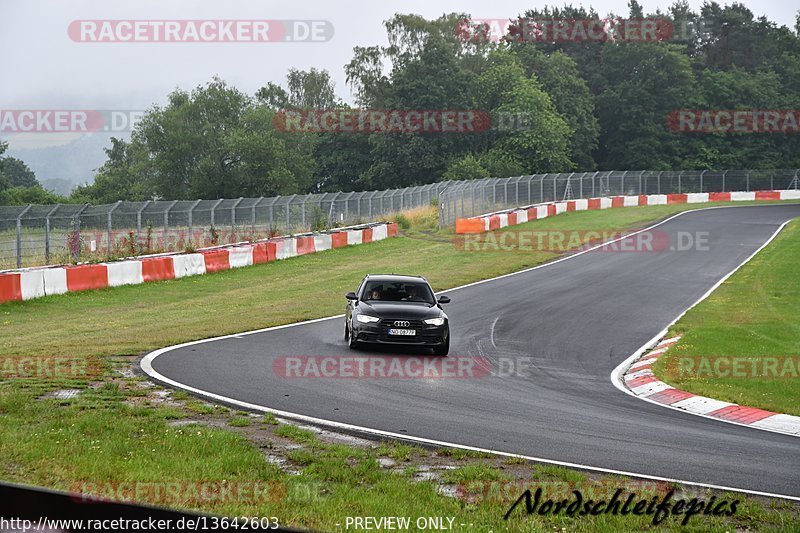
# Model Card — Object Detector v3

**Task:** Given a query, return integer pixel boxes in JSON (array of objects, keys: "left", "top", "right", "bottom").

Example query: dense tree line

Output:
[
  {"left": 57, "top": 2, "right": 800, "bottom": 203},
  {"left": 0, "top": 141, "right": 64, "bottom": 204}
]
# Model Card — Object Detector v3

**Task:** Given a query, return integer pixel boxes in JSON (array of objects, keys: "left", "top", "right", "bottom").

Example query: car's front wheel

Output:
[
  {"left": 345, "top": 321, "right": 359, "bottom": 350},
  {"left": 433, "top": 333, "right": 449, "bottom": 356}
]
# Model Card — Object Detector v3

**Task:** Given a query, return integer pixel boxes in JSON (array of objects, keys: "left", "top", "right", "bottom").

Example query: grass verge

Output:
[
  {"left": 653, "top": 218, "right": 800, "bottom": 416},
  {"left": 1, "top": 201, "right": 798, "bottom": 531}
]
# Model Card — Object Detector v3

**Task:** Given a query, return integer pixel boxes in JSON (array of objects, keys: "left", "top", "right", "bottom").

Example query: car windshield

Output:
[{"left": 362, "top": 281, "right": 435, "bottom": 305}]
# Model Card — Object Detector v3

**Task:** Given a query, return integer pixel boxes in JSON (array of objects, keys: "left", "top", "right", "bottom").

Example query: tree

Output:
[
  {"left": 0, "top": 186, "right": 66, "bottom": 205},
  {"left": 520, "top": 50, "right": 599, "bottom": 169},
  {"left": 596, "top": 43, "right": 695, "bottom": 169},
  {"left": 135, "top": 78, "right": 254, "bottom": 199},
  {"left": 0, "top": 157, "right": 38, "bottom": 187},
  {"left": 257, "top": 68, "right": 339, "bottom": 109},
  {"left": 442, "top": 154, "right": 490, "bottom": 181},
  {"left": 493, "top": 76, "right": 573, "bottom": 173},
  {"left": 0, "top": 141, "right": 9, "bottom": 193},
  {"left": 75, "top": 137, "right": 151, "bottom": 203},
  {"left": 363, "top": 35, "right": 478, "bottom": 188}
]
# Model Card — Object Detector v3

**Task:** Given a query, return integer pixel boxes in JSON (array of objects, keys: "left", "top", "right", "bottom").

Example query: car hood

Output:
[{"left": 359, "top": 301, "right": 442, "bottom": 319}]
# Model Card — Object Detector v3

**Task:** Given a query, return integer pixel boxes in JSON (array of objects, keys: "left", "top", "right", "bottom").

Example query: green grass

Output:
[
  {"left": 274, "top": 425, "right": 319, "bottom": 445},
  {"left": 229, "top": 416, "right": 253, "bottom": 427},
  {"left": 653, "top": 219, "right": 800, "bottom": 415},
  {"left": 1, "top": 200, "right": 798, "bottom": 531},
  {"left": 436, "top": 447, "right": 493, "bottom": 460}
]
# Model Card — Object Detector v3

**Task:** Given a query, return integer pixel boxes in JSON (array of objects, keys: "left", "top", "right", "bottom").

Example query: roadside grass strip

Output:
[{"left": 652, "top": 219, "right": 800, "bottom": 418}]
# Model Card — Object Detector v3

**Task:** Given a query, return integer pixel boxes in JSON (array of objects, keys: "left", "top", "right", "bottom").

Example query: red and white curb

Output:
[
  {"left": 623, "top": 336, "right": 800, "bottom": 437},
  {"left": 0, "top": 222, "right": 398, "bottom": 305}
]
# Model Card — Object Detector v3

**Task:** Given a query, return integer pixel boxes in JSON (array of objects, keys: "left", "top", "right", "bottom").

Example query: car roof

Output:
[{"left": 364, "top": 274, "right": 428, "bottom": 284}]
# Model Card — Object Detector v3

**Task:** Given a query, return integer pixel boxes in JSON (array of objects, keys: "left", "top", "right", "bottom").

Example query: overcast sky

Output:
[{"left": 1, "top": 0, "right": 797, "bottom": 154}]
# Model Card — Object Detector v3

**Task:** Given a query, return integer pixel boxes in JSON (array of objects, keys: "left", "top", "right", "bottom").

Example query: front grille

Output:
[
  {"left": 381, "top": 318, "right": 425, "bottom": 328},
  {"left": 373, "top": 318, "right": 443, "bottom": 343}
]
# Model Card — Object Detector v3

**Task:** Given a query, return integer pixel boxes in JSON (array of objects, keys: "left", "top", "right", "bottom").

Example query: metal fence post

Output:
[
  {"left": 678, "top": 171, "right": 683, "bottom": 194},
  {"left": 269, "top": 196, "right": 277, "bottom": 232},
  {"left": 638, "top": 170, "right": 645, "bottom": 195},
  {"left": 722, "top": 170, "right": 727, "bottom": 192},
  {"left": 770, "top": 171, "right": 774, "bottom": 190},
  {"left": 285, "top": 195, "right": 296, "bottom": 232},
  {"left": 164, "top": 200, "right": 177, "bottom": 251},
  {"left": 620, "top": 171, "right": 627, "bottom": 195},
  {"left": 188, "top": 199, "right": 201, "bottom": 245},
  {"left": 591, "top": 171, "right": 598, "bottom": 197},
  {"left": 657, "top": 171, "right": 662, "bottom": 194},
  {"left": 136, "top": 201, "right": 150, "bottom": 249},
  {"left": 252, "top": 197, "right": 263, "bottom": 238},
  {"left": 540, "top": 174, "right": 546, "bottom": 202},
  {"left": 72, "top": 204, "right": 89, "bottom": 264},
  {"left": 107, "top": 200, "right": 122, "bottom": 255},
  {"left": 700, "top": 170, "right": 706, "bottom": 193},
  {"left": 44, "top": 204, "right": 60, "bottom": 265},
  {"left": 746, "top": 171, "right": 750, "bottom": 192},
  {"left": 15, "top": 204, "right": 33, "bottom": 269},
  {"left": 231, "top": 197, "right": 244, "bottom": 240}
]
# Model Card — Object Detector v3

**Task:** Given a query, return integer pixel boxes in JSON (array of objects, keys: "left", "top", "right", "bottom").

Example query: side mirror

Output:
[
  {"left": 345, "top": 292, "right": 358, "bottom": 301},
  {"left": 437, "top": 295, "right": 451, "bottom": 304}
]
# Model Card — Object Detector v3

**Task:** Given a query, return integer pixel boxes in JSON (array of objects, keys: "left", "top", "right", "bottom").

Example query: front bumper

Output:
[{"left": 353, "top": 320, "right": 448, "bottom": 346}]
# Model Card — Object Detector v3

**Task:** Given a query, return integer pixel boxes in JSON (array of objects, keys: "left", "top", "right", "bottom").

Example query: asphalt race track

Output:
[{"left": 147, "top": 205, "right": 800, "bottom": 498}]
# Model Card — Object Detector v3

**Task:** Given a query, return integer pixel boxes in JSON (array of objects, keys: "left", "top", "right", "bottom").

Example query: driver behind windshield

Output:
[{"left": 403, "top": 285, "right": 421, "bottom": 301}]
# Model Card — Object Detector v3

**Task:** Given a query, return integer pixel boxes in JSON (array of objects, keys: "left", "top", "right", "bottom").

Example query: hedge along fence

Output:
[
  {"left": 0, "top": 222, "right": 398, "bottom": 305},
  {"left": 454, "top": 190, "right": 800, "bottom": 234}
]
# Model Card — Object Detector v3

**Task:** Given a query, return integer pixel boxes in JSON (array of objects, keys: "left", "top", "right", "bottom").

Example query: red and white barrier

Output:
[
  {"left": 107, "top": 261, "right": 144, "bottom": 287},
  {"left": 0, "top": 222, "right": 398, "bottom": 305},
  {"left": 455, "top": 189, "right": 800, "bottom": 234}
]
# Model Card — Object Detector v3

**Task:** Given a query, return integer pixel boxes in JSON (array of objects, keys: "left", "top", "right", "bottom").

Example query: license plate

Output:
[{"left": 388, "top": 328, "right": 416, "bottom": 336}]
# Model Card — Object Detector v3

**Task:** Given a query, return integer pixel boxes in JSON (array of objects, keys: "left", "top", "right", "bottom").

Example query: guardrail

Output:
[
  {"left": 0, "top": 184, "right": 445, "bottom": 269},
  {"left": 0, "top": 222, "right": 398, "bottom": 305},
  {"left": 439, "top": 169, "right": 800, "bottom": 227},
  {"left": 453, "top": 190, "right": 800, "bottom": 234}
]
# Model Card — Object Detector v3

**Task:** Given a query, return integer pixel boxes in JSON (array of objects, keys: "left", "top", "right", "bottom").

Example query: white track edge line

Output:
[
  {"left": 141, "top": 203, "right": 800, "bottom": 502},
  {"left": 610, "top": 219, "right": 799, "bottom": 439}
]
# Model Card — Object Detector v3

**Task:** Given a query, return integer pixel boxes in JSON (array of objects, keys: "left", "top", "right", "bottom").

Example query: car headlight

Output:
[
  {"left": 424, "top": 317, "right": 445, "bottom": 326},
  {"left": 357, "top": 314, "right": 380, "bottom": 324}
]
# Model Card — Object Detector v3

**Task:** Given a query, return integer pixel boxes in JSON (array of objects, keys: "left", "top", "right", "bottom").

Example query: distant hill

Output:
[{"left": 5, "top": 133, "right": 118, "bottom": 193}]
